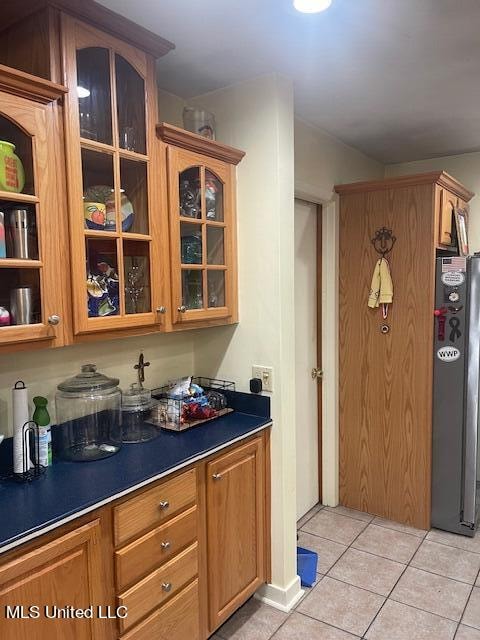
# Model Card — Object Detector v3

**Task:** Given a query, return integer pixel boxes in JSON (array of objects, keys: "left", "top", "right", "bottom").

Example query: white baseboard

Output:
[{"left": 254, "top": 575, "right": 304, "bottom": 612}]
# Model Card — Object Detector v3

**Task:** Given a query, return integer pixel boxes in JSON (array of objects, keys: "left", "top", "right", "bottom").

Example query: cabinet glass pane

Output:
[
  {"left": 181, "top": 222, "right": 202, "bottom": 264},
  {"left": 124, "top": 240, "right": 151, "bottom": 314},
  {"left": 82, "top": 149, "right": 116, "bottom": 231},
  {"left": 76, "top": 47, "right": 112, "bottom": 144},
  {"left": 115, "top": 55, "right": 146, "bottom": 155},
  {"left": 86, "top": 238, "right": 119, "bottom": 317},
  {"left": 120, "top": 159, "right": 147, "bottom": 234},
  {"left": 182, "top": 269, "right": 203, "bottom": 310},
  {"left": 207, "top": 226, "right": 224, "bottom": 265},
  {"left": 2, "top": 204, "right": 38, "bottom": 260},
  {"left": 0, "top": 116, "right": 34, "bottom": 195},
  {"left": 179, "top": 167, "right": 201, "bottom": 219},
  {"left": 0, "top": 268, "right": 41, "bottom": 326},
  {"left": 207, "top": 270, "right": 225, "bottom": 308},
  {"left": 205, "top": 170, "right": 223, "bottom": 221}
]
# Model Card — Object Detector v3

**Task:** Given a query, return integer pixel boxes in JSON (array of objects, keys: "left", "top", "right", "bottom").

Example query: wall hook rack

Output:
[{"left": 372, "top": 227, "right": 396, "bottom": 258}]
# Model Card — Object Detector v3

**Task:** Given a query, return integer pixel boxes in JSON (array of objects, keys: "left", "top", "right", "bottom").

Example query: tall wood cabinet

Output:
[{"left": 336, "top": 171, "right": 474, "bottom": 530}]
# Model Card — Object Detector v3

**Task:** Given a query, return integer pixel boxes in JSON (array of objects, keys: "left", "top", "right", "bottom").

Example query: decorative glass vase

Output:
[{"left": 0, "top": 141, "right": 25, "bottom": 193}]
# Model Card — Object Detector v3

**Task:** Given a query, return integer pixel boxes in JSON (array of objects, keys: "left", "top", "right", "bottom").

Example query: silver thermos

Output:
[
  {"left": 7, "top": 209, "right": 33, "bottom": 259},
  {"left": 10, "top": 287, "right": 33, "bottom": 325}
]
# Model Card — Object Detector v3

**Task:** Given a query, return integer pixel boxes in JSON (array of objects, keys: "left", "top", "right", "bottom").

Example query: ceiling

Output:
[{"left": 98, "top": 0, "right": 480, "bottom": 164}]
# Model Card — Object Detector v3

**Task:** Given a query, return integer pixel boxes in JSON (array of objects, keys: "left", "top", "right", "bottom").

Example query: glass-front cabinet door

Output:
[
  {"left": 167, "top": 146, "right": 237, "bottom": 325},
  {"left": 62, "top": 16, "right": 165, "bottom": 335},
  {"left": 0, "top": 89, "right": 66, "bottom": 349}
]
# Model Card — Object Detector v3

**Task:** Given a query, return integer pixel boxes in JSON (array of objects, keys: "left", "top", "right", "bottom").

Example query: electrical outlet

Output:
[{"left": 252, "top": 366, "right": 273, "bottom": 392}]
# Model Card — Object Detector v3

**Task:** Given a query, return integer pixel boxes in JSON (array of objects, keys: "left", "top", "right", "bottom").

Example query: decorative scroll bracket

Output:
[{"left": 371, "top": 227, "right": 396, "bottom": 258}]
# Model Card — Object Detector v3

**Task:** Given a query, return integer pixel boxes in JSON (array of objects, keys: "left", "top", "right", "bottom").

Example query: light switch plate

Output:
[{"left": 252, "top": 366, "right": 273, "bottom": 392}]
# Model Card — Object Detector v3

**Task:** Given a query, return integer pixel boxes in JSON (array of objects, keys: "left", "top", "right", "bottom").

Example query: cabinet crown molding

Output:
[
  {"left": 157, "top": 123, "right": 246, "bottom": 166},
  {"left": 335, "top": 171, "right": 474, "bottom": 202},
  {"left": 2, "top": 0, "right": 175, "bottom": 59},
  {"left": 0, "top": 64, "right": 67, "bottom": 104}
]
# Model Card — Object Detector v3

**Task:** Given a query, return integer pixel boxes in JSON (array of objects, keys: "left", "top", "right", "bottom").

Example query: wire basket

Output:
[{"left": 149, "top": 377, "right": 235, "bottom": 432}]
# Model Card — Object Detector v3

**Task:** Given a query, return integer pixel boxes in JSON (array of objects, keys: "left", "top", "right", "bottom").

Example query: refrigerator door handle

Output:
[{"left": 461, "top": 258, "right": 480, "bottom": 528}]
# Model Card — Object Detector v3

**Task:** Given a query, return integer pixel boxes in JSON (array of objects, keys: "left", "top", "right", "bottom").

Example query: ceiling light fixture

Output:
[{"left": 293, "top": 0, "right": 332, "bottom": 13}]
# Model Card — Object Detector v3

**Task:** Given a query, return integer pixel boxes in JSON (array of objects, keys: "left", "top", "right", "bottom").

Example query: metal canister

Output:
[
  {"left": 7, "top": 209, "right": 32, "bottom": 259},
  {"left": 10, "top": 287, "right": 33, "bottom": 325}
]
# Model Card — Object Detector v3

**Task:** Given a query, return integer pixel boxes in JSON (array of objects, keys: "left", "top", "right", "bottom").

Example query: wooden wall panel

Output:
[{"left": 339, "top": 183, "right": 436, "bottom": 530}]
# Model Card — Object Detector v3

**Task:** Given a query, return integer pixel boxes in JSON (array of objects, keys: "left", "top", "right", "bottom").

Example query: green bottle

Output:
[{"left": 33, "top": 396, "right": 52, "bottom": 466}]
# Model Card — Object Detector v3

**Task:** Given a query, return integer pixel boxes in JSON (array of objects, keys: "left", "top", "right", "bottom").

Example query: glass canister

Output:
[
  {"left": 55, "top": 364, "right": 122, "bottom": 461},
  {"left": 121, "top": 383, "right": 158, "bottom": 443}
]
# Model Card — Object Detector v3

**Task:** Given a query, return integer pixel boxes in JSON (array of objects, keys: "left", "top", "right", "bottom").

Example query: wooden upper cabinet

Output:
[
  {"left": 61, "top": 16, "right": 168, "bottom": 336},
  {"left": 206, "top": 437, "right": 265, "bottom": 632},
  {"left": 0, "top": 67, "right": 68, "bottom": 351},
  {"left": 158, "top": 124, "right": 244, "bottom": 328},
  {"left": 0, "top": 519, "right": 109, "bottom": 640}
]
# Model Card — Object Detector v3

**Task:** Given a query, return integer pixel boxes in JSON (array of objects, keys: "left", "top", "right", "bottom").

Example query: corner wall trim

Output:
[{"left": 254, "top": 575, "right": 304, "bottom": 612}]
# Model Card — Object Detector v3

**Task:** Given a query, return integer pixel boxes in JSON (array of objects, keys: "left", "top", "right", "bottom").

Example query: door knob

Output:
[
  {"left": 178, "top": 305, "right": 187, "bottom": 313},
  {"left": 156, "top": 306, "right": 167, "bottom": 314},
  {"left": 311, "top": 367, "right": 323, "bottom": 380},
  {"left": 158, "top": 500, "right": 170, "bottom": 510},
  {"left": 161, "top": 582, "right": 172, "bottom": 592},
  {"left": 48, "top": 315, "right": 61, "bottom": 325},
  {"left": 161, "top": 541, "right": 171, "bottom": 550},
  {"left": 212, "top": 473, "right": 222, "bottom": 480}
]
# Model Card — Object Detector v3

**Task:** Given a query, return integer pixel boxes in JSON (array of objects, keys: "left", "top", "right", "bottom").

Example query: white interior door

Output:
[{"left": 294, "top": 198, "right": 320, "bottom": 520}]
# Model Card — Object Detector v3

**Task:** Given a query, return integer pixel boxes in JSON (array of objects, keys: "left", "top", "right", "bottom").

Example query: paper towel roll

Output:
[{"left": 13, "top": 381, "right": 32, "bottom": 474}]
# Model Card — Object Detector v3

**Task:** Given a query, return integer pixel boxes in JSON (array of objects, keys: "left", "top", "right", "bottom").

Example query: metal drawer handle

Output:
[
  {"left": 178, "top": 305, "right": 187, "bottom": 313},
  {"left": 156, "top": 306, "right": 167, "bottom": 314},
  {"left": 161, "top": 541, "right": 171, "bottom": 550},
  {"left": 162, "top": 582, "right": 172, "bottom": 592},
  {"left": 159, "top": 500, "right": 170, "bottom": 510},
  {"left": 212, "top": 473, "right": 222, "bottom": 481}
]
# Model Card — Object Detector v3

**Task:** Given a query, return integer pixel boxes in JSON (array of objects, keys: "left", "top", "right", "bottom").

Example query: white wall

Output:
[
  {"left": 0, "top": 333, "right": 195, "bottom": 437},
  {"left": 295, "top": 118, "right": 384, "bottom": 201},
  {"left": 158, "top": 88, "right": 185, "bottom": 128},
  {"left": 187, "top": 74, "right": 299, "bottom": 606},
  {"left": 385, "top": 152, "right": 480, "bottom": 251}
]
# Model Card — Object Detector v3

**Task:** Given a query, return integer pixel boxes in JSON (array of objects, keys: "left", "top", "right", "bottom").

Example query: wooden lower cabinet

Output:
[
  {"left": 206, "top": 438, "right": 266, "bottom": 631},
  {"left": 121, "top": 579, "right": 200, "bottom": 640},
  {"left": 0, "top": 519, "right": 110, "bottom": 640},
  {"left": 0, "top": 431, "right": 270, "bottom": 640}
]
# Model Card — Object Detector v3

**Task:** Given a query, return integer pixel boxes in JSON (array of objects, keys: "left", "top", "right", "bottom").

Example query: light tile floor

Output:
[{"left": 214, "top": 504, "right": 480, "bottom": 640}]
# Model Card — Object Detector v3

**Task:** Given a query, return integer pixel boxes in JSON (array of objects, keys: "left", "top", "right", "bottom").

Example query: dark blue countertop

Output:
[{"left": 0, "top": 391, "right": 270, "bottom": 553}]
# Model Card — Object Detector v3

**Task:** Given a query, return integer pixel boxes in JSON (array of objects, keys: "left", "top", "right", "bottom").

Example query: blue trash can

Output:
[{"left": 297, "top": 546, "right": 318, "bottom": 587}]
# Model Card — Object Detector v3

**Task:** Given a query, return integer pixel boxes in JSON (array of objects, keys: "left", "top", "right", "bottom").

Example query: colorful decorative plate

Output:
[{"left": 83, "top": 185, "right": 134, "bottom": 232}]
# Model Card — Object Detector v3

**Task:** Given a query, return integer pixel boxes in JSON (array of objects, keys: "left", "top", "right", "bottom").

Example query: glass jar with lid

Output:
[
  {"left": 55, "top": 364, "right": 122, "bottom": 461},
  {"left": 121, "top": 383, "right": 158, "bottom": 443}
]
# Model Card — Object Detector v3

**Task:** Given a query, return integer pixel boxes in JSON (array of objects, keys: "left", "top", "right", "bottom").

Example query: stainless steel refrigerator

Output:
[{"left": 432, "top": 255, "right": 480, "bottom": 536}]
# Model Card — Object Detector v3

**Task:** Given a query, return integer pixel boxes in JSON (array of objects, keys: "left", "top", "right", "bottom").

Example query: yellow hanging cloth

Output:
[{"left": 368, "top": 257, "right": 393, "bottom": 308}]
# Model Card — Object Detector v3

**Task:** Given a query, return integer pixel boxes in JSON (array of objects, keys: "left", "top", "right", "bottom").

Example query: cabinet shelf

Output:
[
  {"left": 0, "top": 191, "right": 39, "bottom": 204},
  {"left": 0, "top": 258, "right": 42, "bottom": 269},
  {"left": 84, "top": 229, "right": 119, "bottom": 239}
]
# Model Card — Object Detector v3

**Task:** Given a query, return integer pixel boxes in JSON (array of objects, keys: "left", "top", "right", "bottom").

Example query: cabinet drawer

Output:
[
  {"left": 115, "top": 505, "right": 197, "bottom": 590},
  {"left": 114, "top": 468, "right": 197, "bottom": 546},
  {"left": 121, "top": 578, "right": 199, "bottom": 640},
  {"left": 118, "top": 542, "right": 198, "bottom": 632}
]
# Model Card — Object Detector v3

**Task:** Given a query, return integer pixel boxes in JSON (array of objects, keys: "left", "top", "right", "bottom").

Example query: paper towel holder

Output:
[{"left": 6, "top": 420, "right": 46, "bottom": 483}]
